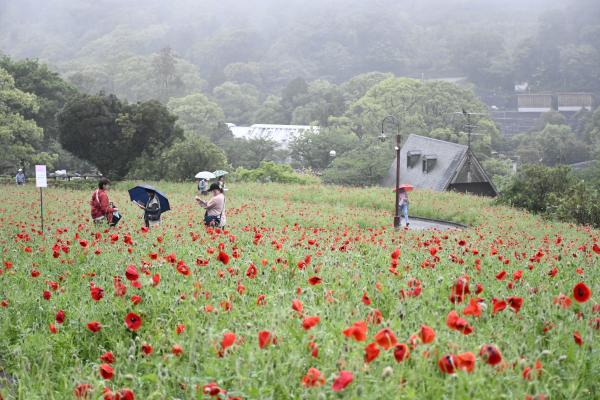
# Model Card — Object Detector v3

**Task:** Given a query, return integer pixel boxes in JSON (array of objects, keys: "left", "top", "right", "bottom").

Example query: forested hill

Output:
[{"left": 5, "top": 0, "right": 598, "bottom": 99}]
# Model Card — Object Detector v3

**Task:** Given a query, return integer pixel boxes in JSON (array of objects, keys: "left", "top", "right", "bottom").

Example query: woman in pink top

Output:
[{"left": 196, "top": 183, "right": 225, "bottom": 227}]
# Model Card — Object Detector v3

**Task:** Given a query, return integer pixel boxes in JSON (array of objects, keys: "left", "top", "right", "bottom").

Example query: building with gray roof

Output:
[{"left": 383, "top": 134, "right": 497, "bottom": 197}]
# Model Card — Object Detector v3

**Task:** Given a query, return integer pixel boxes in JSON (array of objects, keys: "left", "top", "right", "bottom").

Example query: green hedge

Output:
[{"left": 231, "top": 162, "right": 320, "bottom": 185}]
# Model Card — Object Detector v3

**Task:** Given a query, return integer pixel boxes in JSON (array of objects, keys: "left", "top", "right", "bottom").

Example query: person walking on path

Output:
[
  {"left": 136, "top": 189, "right": 161, "bottom": 228},
  {"left": 398, "top": 188, "right": 409, "bottom": 227},
  {"left": 90, "top": 178, "right": 115, "bottom": 225},
  {"left": 15, "top": 169, "right": 26, "bottom": 185},
  {"left": 196, "top": 183, "right": 226, "bottom": 227}
]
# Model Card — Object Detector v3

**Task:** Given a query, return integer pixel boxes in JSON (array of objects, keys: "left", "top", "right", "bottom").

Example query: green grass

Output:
[{"left": 0, "top": 182, "right": 598, "bottom": 399}]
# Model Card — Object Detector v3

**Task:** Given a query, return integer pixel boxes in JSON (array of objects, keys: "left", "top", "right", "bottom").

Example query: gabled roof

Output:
[{"left": 383, "top": 134, "right": 497, "bottom": 195}]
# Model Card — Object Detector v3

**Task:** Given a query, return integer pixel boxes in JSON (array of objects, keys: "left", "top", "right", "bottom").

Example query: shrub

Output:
[
  {"left": 498, "top": 165, "right": 574, "bottom": 213},
  {"left": 128, "top": 136, "right": 228, "bottom": 181},
  {"left": 232, "top": 162, "right": 319, "bottom": 185}
]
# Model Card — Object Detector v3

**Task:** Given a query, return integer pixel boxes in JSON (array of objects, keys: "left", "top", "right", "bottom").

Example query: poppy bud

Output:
[{"left": 382, "top": 366, "right": 393, "bottom": 379}]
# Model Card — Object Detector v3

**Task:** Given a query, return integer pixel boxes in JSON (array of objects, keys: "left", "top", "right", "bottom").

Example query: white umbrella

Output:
[
  {"left": 195, "top": 171, "right": 216, "bottom": 180},
  {"left": 213, "top": 170, "right": 229, "bottom": 177}
]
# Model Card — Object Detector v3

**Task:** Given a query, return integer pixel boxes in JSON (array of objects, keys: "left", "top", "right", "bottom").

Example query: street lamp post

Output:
[{"left": 380, "top": 115, "right": 402, "bottom": 229}]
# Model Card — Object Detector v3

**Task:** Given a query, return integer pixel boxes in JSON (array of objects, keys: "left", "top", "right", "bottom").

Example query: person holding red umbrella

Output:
[{"left": 395, "top": 184, "right": 413, "bottom": 227}]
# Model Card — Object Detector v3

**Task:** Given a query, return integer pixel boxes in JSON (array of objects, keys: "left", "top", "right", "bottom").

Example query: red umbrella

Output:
[{"left": 392, "top": 184, "right": 414, "bottom": 192}]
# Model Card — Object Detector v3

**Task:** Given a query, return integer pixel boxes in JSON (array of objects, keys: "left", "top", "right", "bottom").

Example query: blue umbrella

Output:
[{"left": 128, "top": 184, "right": 171, "bottom": 213}]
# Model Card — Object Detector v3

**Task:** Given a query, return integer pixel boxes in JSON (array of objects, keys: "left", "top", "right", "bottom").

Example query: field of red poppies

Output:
[{"left": 0, "top": 182, "right": 598, "bottom": 399}]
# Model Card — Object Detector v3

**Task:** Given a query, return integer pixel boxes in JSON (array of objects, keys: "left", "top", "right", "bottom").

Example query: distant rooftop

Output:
[{"left": 227, "top": 123, "right": 319, "bottom": 148}]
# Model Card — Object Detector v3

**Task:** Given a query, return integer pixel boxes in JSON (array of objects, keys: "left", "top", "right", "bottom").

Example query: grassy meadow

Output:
[{"left": 0, "top": 182, "right": 598, "bottom": 399}]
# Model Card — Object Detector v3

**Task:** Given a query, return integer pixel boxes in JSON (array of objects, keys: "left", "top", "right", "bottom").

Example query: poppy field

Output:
[{"left": 0, "top": 182, "right": 598, "bottom": 399}]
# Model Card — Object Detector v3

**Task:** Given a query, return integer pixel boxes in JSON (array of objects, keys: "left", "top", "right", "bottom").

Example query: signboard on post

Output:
[
  {"left": 35, "top": 165, "right": 47, "bottom": 188},
  {"left": 35, "top": 165, "right": 47, "bottom": 233}
]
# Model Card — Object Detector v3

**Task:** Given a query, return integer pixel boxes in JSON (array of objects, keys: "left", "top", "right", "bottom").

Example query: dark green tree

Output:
[
  {"left": 58, "top": 94, "right": 183, "bottom": 178},
  {"left": 0, "top": 56, "right": 76, "bottom": 140}
]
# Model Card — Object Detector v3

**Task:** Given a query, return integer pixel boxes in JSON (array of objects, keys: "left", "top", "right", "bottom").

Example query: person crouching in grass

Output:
[{"left": 90, "top": 177, "right": 115, "bottom": 225}]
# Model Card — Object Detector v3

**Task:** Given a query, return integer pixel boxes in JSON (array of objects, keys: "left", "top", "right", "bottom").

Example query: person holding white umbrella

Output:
[
  {"left": 213, "top": 170, "right": 228, "bottom": 191},
  {"left": 195, "top": 171, "right": 216, "bottom": 195}
]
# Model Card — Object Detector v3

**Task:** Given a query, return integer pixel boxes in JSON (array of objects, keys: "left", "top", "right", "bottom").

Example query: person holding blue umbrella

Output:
[
  {"left": 136, "top": 189, "right": 161, "bottom": 228},
  {"left": 128, "top": 184, "right": 170, "bottom": 228}
]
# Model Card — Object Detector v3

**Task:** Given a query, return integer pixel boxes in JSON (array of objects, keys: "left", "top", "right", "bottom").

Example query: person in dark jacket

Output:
[
  {"left": 136, "top": 189, "right": 161, "bottom": 228},
  {"left": 15, "top": 169, "right": 26, "bottom": 185}
]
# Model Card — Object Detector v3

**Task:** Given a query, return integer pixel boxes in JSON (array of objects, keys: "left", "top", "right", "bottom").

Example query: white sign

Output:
[{"left": 35, "top": 165, "right": 47, "bottom": 188}]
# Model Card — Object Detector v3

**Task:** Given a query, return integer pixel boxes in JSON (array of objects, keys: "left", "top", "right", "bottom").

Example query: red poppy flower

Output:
[
  {"left": 374, "top": 328, "right": 397, "bottom": 350},
  {"left": 131, "top": 295, "right": 142, "bottom": 305},
  {"left": 593, "top": 243, "right": 600, "bottom": 254},
  {"left": 553, "top": 293, "right": 572, "bottom": 308},
  {"left": 332, "top": 370, "right": 353, "bottom": 392},
  {"left": 90, "top": 286, "right": 104, "bottom": 301},
  {"left": 308, "top": 276, "right": 322, "bottom": 285},
  {"left": 141, "top": 343, "right": 153, "bottom": 355},
  {"left": 176, "top": 324, "right": 185, "bottom": 334},
  {"left": 462, "top": 298, "right": 482, "bottom": 317},
  {"left": 99, "top": 363, "right": 114, "bottom": 380},
  {"left": 172, "top": 344, "right": 183, "bottom": 356},
  {"left": 495, "top": 270, "right": 507, "bottom": 280},
  {"left": 55, "top": 310, "right": 65, "bottom": 324},
  {"left": 362, "top": 292, "right": 371, "bottom": 305},
  {"left": 117, "top": 388, "right": 135, "bottom": 400},
  {"left": 292, "top": 299, "right": 303, "bottom": 314},
  {"left": 393, "top": 343, "right": 410, "bottom": 362},
  {"left": 86, "top": 321, "right": 102, "bottom": 333},
  {"left": 217, "top": 251, "right": 230, "bottom": 265},
  {"left": 124, "top": 312, "right": 142, "bottom": 331},
  {"left": 258, "top": 330, "right": 272, "bottom": 349},
  {"left": 73, "top": 383, "right": 92, "bottom": 399},
  {"left": 100, "top": 352, "right": 115, "bottom": 363},
  {"left": 342, "top": 321, "right": 368, "bottom": 342},
  {"left": 176, "top": 261, "right": 190, "bottom": 276},
  {"left": 479, "top": 344, "right": 502, "bottom": 366},
  {"left": 49, "top": 323, "right": 57, "bottom": 334},
  {"left": 125, "top": 265, "right": 140, "bottom": 281},
  {"left": 302, "top": 316, "right": 320, "bottom": 330},
  {"left": 419, "top": 325, "right": 436, "bottom": 344},
  {"left": 203, "top": 382, "right": 224, "bottom": 397},
  {"left": 43, "top": 290, "right": 51, "bottom": 300},
  {"left": 446, "top": 310, "right": 473, "bottom": 334},
  {"left": 573, "top": 330, "right": 583, "bottom": 346},
  {"left": 245, "top": 263, "right": 257, "bottom": 279},
  {"left": 391, "top": 248, "right": 401, "bottom": 260},
  {"left": 367, "top": 309, "right": 383, "bottom": 325},
  {"left": 573, "top": 282, "right": 591, "bottom": 303},
  {"left": 438, "top": 354, "right": 457, "bottom": 374},
  {"left": 451, "top": 352, "right": 474, "bottom": 373},
  {"left": 364, "top": 342, "right": 380, "bottom": 363},
  {"left": 301, "top": 367, "right": 325, "bottom": 387},
  {"left": 507, "top": 296, "right": 524, "bottom": 313},
  {"left": 492, "top": 298, "right": 507, "bottom": 315},
  {"left": 221, "top": 332, "right": 236, "bottom": 350}
]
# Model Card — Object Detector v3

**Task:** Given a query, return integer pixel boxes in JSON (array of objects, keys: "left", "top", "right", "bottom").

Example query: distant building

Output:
[
  {"left": 383, "top": 134, "right": 498, "bottom": 197},
  {"left": 569, "top": 160, "right": 596, "bottom": 171},
  {"left": 517, "top": 93, "right": 553, "bottom": 113},
  {"left": 557, "top": 93, "right": 593, "bottom": 112},
  {"left": 227, "top": 123, "right": 319, "bottom": 150}
]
